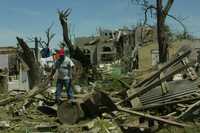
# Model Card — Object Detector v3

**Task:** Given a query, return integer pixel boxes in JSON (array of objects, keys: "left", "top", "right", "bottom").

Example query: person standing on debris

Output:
[{"left": 50, "top": 44, "right": 74, "bottom": 103}]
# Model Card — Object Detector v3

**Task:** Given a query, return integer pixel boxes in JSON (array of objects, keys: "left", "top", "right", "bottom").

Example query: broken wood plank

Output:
[
  {"left": 179, "top": 53, "right": 198, "bottom": 80},
  {"left": 117, "top": 106, "right": 190, "bottom": 127},
  {"left": 118, "top": 79, "right": 131, "bottom": 89},
  {"left": 134, "top": 50, "right": 191, "bottom": 88},
  {"left": 159, "top": 64, "right": 168, "bottom": 95},
  {"left": 0, "top": 78, "right": 51, "bottom": 106},
  {"left": 177, "top": 100, "right": 200, "bottom": 120}
]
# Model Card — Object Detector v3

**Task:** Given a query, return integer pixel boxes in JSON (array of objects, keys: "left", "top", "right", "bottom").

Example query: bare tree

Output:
[
  {"left": 58, "top": 9, "right": 73, "bottom": 54},
  {"left": 16, "top": 37, "right": 42, "bottom": 89},
  {"left": 133, "top": 0, "right": 176, "bottom": 63},
  {"left": 58, "top": 9, "right": 90, "bottom": 67},
  {"left": 28, "top": 25, "right": 55, "bottom": 60},
  {"left": 43, "top": 24, "right": 56, "bottom": 48},
  {"left": 28, "top": 25, "right": 55, "bottom": 48}
]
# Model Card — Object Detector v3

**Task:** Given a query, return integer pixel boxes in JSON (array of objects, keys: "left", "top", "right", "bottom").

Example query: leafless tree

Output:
[
  {"left": 16, "top": 37, "right": 42, "bottom": 89},
  {"left": 132, "top": 0, "right": 188, "bottom": 63},
  {"left": 58, "top": 9, "right": 73, "bottom": 54},
  {"left": 28, "top": 24, "right": 55, "bottom": 48},
  {"left": 58, "top": 9, "right": 91, "bottom": 67}
]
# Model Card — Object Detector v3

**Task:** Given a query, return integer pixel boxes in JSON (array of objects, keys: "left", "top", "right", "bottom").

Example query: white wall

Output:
[{"left": 0, "top": 54, "right": 8, "bottom": 69}]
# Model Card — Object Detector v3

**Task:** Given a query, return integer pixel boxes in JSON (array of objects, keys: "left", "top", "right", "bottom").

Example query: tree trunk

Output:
[
  {"left": 157, "top": 0, "right": 168, "bottom": 63},
  {"left": 16, "top": 37, "right": 42, "bottom": 89},
  {"left": 34, "top": 37, "right": 39, "bottom": 62},
  {"left": 58, "top": 11, "right": 74, "bottom": 55},
  {"left": 58, "top": 9, "right": 91, "bottom": 67}
]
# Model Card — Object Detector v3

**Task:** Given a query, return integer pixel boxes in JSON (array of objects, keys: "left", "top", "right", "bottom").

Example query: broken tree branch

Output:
[
  {"left": 163, "top": 0, "right": 174, "bottom": 19},
  {"left": 44, "top": 24, "right": 55, "bottom": 47}
]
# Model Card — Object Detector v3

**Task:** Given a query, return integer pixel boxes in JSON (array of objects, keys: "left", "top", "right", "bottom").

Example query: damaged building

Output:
[
  {"left": 75, "top": 29, "right": 117, "bottom": 65},
  {"left": 75, "top": 28, "right": 135, "bottom": 66},
  {"left": 0, "top": 47, "right": 18, "bottom": 75},
  {"left": 0, "top": 47, "right": 18, "bottom": 93},
  {"left": 138, "top": 39, "right": 200, "bottom": 70}
]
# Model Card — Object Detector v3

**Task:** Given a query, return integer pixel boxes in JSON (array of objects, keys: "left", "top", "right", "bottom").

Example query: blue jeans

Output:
[{"left": 56, "top": 79, "right": 73, "bottom": 100}]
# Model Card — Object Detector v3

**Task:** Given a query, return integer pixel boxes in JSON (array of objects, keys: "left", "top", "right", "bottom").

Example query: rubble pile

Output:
[{"left": 1, "top": 48, "right": 200, "bottom": 133}]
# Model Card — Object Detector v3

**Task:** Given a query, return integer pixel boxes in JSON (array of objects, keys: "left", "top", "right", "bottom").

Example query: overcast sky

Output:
[{"left": 0, "top": 0, "right": 200, "bottom": 48}]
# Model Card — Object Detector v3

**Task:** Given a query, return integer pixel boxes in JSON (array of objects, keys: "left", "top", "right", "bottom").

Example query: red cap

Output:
[{"left": 59, "top": 48, "right": 65, "bottom": 56}]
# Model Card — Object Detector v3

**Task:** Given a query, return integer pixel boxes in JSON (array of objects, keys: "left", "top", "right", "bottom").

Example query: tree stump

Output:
[
  {"left": 57, "top": 101, "right": 83, "bottom": 124},
  {"left": 57, "top": 91, "right": 117, "bottom": 124}
]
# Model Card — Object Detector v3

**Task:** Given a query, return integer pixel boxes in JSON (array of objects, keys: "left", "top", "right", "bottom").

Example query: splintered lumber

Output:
[
  {"left": 0, "top": 78, "right": 51, "bottom": 106},
  {"left": 117, "top": 107, "right": 190, "bottom": 127},
  {"left": 56, "top": 91, "right": 190, "bottom": 127},
  {"left": 180, "top": 56, "right": 198, "bottom": 80},
  {"left": 134, "top": 50, "right": 191, "bottom": 88},
  {"left": 159, "top": 64, "right": 169, "bottom": 95},
  {"left": 117, "top": 62, "right": 194, "bottom": 105},
  {"left": 118, "top": 79, "right": 131, "bottom": 89},
  {"left": 177, "top": 100, "right": 200, "bottom": 120},
  {"left": 0, "top": 97, "right": 18, "bottom": 106}
]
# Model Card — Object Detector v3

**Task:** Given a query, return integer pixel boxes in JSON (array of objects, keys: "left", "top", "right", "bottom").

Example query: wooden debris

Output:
[
  {"left": 117, "top": 62, "right": 194, "bottom": 105},
  {"left": 179, "top": 53, "right": 198, "bottom": 80},
  {"left": 134, "top": 50, "right": 191, "bottom": 88},
  {"left": 0, "top": 121, "right": 10, "bottom": 128},
  {"left": 117, "top": 106, "right": 190, "bottom": 127},
  {"left": 178, "top": 100, "right": 200, "bottom": 120},
  {"left": 37, "top": 106, "right": 57, "bottom": 117},
  {"left": 34, "top": 123, "right": 58, "bottom": 131}
]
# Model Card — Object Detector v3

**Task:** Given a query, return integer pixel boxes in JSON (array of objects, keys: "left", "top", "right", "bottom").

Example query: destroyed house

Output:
[
  {"left": 75, "top": 28, "right": 136, "bottom": 65},
  {"left": 75, "top": 30, "right": 117, "bottom": 65}
]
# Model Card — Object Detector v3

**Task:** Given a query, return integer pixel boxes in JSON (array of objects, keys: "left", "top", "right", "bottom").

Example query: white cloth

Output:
[
  {"left": 57, "top": 57, "right": 74, "bottom": 80},
  {"left": 40, "top": 56, "right": 54, "bottom": 68}
]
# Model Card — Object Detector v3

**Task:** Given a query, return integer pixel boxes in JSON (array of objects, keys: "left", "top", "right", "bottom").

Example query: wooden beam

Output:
[
  {"left": 135, "top": 50, "right": 191, "bottom": 88},
  {"left": 117, "top": 106, "right": 190, "bottom": 127},
  {"left": 177, "top": 100, "right": 200, "bottom": 120}
]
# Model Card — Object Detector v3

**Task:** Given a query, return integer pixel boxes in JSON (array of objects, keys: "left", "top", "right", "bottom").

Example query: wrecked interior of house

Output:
[{"left": 1, "top": 1, "right": 200, "bottom": 133}]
